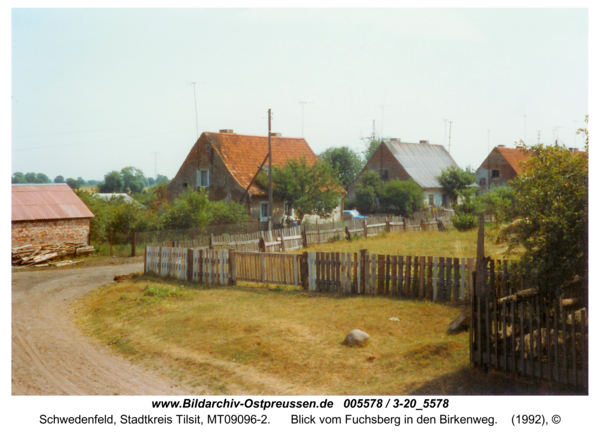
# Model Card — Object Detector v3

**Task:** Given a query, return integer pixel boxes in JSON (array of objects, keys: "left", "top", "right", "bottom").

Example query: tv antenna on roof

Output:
[{"left": 299, "top": 101, "right": 314, "bottom": 137}]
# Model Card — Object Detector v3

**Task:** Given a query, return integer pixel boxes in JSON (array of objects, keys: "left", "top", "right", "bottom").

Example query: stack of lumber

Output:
[{"left": 12, "top": 243, "right": 95, "bottom": 267}]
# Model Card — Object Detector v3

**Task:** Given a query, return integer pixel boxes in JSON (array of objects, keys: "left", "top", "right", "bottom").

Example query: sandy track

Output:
[{"left": 11, "top": 261, "right": 191, "bottom": 396}]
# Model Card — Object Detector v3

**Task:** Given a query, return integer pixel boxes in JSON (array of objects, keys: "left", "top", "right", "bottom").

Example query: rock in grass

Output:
[
  {"left": 343, "top": 329, "right": 369, "bottom": 347},
  {"left": 448, "top": 312, "right": 470, "bottom": 334}
]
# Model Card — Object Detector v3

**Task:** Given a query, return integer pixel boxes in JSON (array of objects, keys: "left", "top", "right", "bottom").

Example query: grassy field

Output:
[
  {"left": 74, "top": 227, "right": 582, "bottom": 395},
  {"left": 304, "top": 226, "right": 520, "bottom": 260}
]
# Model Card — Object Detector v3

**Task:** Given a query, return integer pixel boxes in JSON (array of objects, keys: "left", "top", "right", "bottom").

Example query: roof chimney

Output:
[
  {"left": 419, "top": 140, "right": 429, "bottom": 144},
  {"left": 389, "top": 138, "right": 400, "bottom": 142},
  {"left": 219, "top": 129, "right": 234, "bottom": 134},
  {"left": 497, "top": 144, "right": 506, "bottom": 148},
  {"left": 270, "top": 132, "right": 282, "bottom": 138}
]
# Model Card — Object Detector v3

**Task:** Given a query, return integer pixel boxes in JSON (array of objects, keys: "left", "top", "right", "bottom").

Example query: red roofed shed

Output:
[{"left": 12, "top": 184, "right": 94, "bottom": 248}]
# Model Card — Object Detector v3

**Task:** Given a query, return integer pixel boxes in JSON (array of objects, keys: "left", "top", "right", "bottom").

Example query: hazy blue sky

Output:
[{"left": 11, "top": 8, "right": 588, "bottom": 182}]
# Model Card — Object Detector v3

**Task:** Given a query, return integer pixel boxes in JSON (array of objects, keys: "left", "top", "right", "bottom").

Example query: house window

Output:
[
  {"left": 260, "top": 202, "right": 270, "bottom": 222},
  {"left": 380, "top": 169, "right": 389, "bottom": 180},
  {"left": 491, "top": 169, "right": 500, "bottom": 179},
  {"left": 197, "top": 170, "right": 209, "bottom": 187},
  {"left": 284, "top": 201, "right": 293, "bottom": 217},
  {"left": 428, "top": 195, "right": 434, "bottom": 207},
  {"left": 442, "top": 194, "right": 448, "bottom": 207}
]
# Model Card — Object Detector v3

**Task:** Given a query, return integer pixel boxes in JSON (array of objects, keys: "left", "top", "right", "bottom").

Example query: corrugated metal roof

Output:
[
  {"left": 383, "top": 141, "right": 459, "bottom": 189},
  {"left": 12, "top": 184, "right": 95, "bottom": 221}
]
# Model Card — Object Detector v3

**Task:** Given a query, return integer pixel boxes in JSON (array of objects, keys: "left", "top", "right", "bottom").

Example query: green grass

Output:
[{"left": 304, "top": 227, "right": 520, "bottom": 260}]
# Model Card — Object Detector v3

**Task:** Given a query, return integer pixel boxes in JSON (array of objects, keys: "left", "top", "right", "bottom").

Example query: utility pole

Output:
[
  {"left": 191, "top": 82, "right": 199, "bottom": 139},
  {"left": 443, "top": 119, "right": 447, "bottom": 149},
  {"left": 487, "top": 130, "right": 491, "bottom": 193},
  {"left": 299, "top": 101, "right": 313, "bottom": 137},
  {"left": 268, "top": 108, "right": 273, "bottom": 232},
  {"left": 448, "top": 121, "right": 453, "bottom": 154}
]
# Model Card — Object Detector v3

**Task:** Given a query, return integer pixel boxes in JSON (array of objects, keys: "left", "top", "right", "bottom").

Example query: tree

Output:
[
  {"left": 354, "top": 170, "right": 384, "bottom": 215},
  {"left": 379, "top": 179, "right": 424, "bottom": 216},
  {"left": 504, "top": 141, "right": 587, "bottom": 291},
  {"left": 98, "top": 171, "right": 124, "bottom": 193},
  {"left": 319, "top": 146, "right": 364, "bottom": 188},
  {"left": 256, "top": 157, "right": 342, "bottom": 223},
  {"left": 156, "top": 174, "right": 170, "bottom": 185},
  {"left": 54, "top": 175, "right": 65, "bottom": 183},
  {"left": 478, "top": 185, "right": 516, "bottom": 226},
  {"left": 12, "top": 172, "right": 26, "bottom": 184},
  {"left": 66, "top": 178, "right": 80, "bottom": 189},
  {"left": 451, "top": 188, "right": 481, "bottom": 231},
  {"left": 36, "top": 173, "right": 51, "bottom": 183},
  {"left": 25, "top": 172, "right": 37, "bottom": 183},
  {"left": 120, "top": 166, "right": 147, "bottom": 194},
  {"left": 159, "top": 187, "right": 213, "bottom": 230},
  {"left": 436, "top": 166, "right": 476, "bottom": 204}
]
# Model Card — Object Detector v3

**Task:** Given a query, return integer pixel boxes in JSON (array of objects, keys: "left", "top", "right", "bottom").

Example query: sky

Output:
[{"left": 11, "top": 7, "right": 588, "bottom": 182}]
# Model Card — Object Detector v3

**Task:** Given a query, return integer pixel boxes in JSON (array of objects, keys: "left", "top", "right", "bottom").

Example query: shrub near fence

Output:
[{"left": 145, "top": 246, "right": 484, "bottom": 302}]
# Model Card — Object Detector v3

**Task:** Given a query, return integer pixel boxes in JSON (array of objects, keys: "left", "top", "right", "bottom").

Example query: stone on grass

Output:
[{"left": 343, "top": 329, "right": 369, "bottom": 347}]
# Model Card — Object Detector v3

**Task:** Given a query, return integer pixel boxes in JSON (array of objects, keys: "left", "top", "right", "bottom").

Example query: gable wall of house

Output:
[
  {"left": 12, "top": 218, "right": 90, "bottom": 248},
  {"left": 167, "top": 137, "right": 246, "bottom": 202},
  {"left": 346, "top": 144, "right": 411, "bottom": 199},
  {"left": 475, "top": 149, "right": 519, "bottom": 191}
]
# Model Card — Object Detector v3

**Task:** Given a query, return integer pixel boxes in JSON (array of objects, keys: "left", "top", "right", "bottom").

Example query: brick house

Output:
[
  {"left": 167, "top": 130, "right": 341, "bottom": 227},
  {"left": 475, "top": 145, "right": 533, "bottom": 192},
  {"left": 346, "top": 139, "right": 459, "bottom": 207},
  {"left": 11, "top": 184, "right": 94, "bottom": 248}
]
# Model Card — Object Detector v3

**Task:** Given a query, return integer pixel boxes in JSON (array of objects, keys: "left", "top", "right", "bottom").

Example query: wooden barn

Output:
[{"left": 11, "top": 184, "right": 94, "bottom": 248}]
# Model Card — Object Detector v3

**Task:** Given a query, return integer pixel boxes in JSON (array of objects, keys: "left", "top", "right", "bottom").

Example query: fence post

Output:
[
  {"left": 131, "top": 232, "right": 137, "bottom": 257},
  {"left": 229, "top": 248, "right": 236, "bottom": 285},
  {"left": 402, "top": 217, "right": 407, "bottom": 232},
  {"left": 345, "top": 226, "right": 351, "bottom": 241},
  {"left": 302, "top": 225, "right": 308, "bottom": 248},
  {"left": 157, "top": 247, "right": 163, "bottom": 276},
  {"left": 209, "top": 234, "right": 214, "bottom": 250},
  {"left": 386, "top": 216, "right": 390, "bottom": 233},
  {"left": 363, "top": 218, "right": 368, "bottom": 238},
  {"left": 360, "top": 249, "right": 367, "bottom": 294},
  {"left": 301, "top": 251, "right": 309, "bottom": 290},
  {"left": 259, "top": 237, "right": 266, "bottom": 252},
  {"left": 316, "top": 219, "right": 320, "bottom": 244},
  {"left": 187, "top": 249, "right": 194, "bottom": 282}
]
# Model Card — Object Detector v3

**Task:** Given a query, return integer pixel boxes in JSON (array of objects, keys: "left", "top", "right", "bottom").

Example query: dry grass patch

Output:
[{"left": 75, "top": 277, "right": 470, "bottom": 395}]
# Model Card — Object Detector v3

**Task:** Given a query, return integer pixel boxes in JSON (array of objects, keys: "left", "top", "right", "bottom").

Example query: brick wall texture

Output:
[{"left": 12, "top": 218, "right": 91, "bottom": 248}]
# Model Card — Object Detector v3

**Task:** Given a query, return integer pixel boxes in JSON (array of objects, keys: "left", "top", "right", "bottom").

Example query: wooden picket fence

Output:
[
  {"left": 471, "top": 288, "right": 588, "bottom": 388},
  {"left": 145, "top": 246, "right": 481, "bottom": 302},
  {"left": 306, "top": 251, "right": 475, "bottom": 301}
]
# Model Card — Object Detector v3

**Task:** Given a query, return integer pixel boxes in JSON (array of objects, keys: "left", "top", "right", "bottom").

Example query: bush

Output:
[{"left": 451, "top": 213, "right": 478, "bottom": 231}]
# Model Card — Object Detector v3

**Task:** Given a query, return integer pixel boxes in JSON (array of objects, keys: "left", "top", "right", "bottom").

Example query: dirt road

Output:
[{"left": 11, "top": 260, "right": 191, "bottom": 395}]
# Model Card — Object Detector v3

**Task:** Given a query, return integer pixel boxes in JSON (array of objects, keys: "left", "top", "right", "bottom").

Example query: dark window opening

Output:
[{"left": 491, "top": 169, "right": 500, "bottom": 179}]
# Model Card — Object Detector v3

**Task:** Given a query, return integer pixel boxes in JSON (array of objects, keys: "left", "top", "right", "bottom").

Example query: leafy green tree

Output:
[
  {"left": 451, "top": 188, "right": 481, "bottom": 231},
  {"left": 12, "top": 172, "right": 26, "bottom": 184},
  {"left": 478, "top": 186, "right": 516, "bottom": 226},
  {"left": 66, "top": 178, "right": 80, "bottom": 189},
  {"left": 209, "top": 201, "right": 249, "bottom": 226},
  {"left": 256, "top": 157, "right": 342, "bottom": 223},
  {"left": 25, "top": 172, "right": 37, "bottom": 183},
  {"left": 159, "top": 187, "right": 214, "bottom": 230},
  {"left": 379, "top": 179, "right": 424, "bottom": 216},
  {"left": 98, "top": 171, "right": 124, "bottom": 193},
  {"left": 54, "top": 175, "right": 65, "bottom": 183},
  {"left": 36, "top": 173, "right": 51, "bottom": 183},
  {"left": 505, "top": 142, "right": 587, "bottom": 291},
  {"left": 120, "top": 166, "right": 147, "bottom": 194},
  {"left": 319, "top": 146, "right": 364, "bottom": 188},
  {"left": 354, "top": 170, "right": 384, "bottom": 215},
  {"left": 156, "top": 174, "right": 170, "bottom": 185},
  {"left": 436, "top": 166, "right": 476, "bottom": 204}
]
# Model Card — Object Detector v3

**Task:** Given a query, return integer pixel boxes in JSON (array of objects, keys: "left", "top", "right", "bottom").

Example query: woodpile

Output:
[{"left": 12, "top": 243, "right": 95, "bottom": 267}]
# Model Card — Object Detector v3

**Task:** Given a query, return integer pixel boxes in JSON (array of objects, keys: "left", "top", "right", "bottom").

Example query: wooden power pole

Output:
[{"left": 268, "top": 109, "right": 273, "bottom": 231}]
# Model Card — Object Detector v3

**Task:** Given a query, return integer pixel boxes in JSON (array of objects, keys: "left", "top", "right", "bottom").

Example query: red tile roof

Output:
[
  {"left": 495, "top": 147, "right": 534, "bottom": 174},
  {"left": 205, "top": 132, "right": 319, "bottom": 195},
  {"left": 12, "top": 184, "right": 95, "bottom": 222}
]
